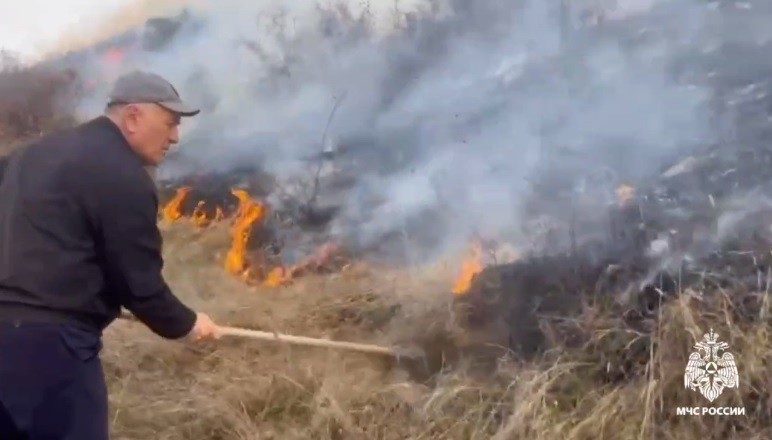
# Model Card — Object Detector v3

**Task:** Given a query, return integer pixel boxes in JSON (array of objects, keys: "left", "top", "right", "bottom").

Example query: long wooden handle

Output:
[
  {"left": 218, "top": 326, "right": 398, "bottom": 356},
  {"left": 118, "top": 310, "right": 400, "bottom": 357}
]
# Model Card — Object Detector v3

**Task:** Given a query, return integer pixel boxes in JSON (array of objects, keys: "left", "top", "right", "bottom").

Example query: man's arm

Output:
[
  {"left": 92, "top": 169, "right": 197, "bottom": 339},
  {"left": 0, "top": 155, "right": 9, "bottom": 182},
  {"left": 0, "top": 150, "right": 18, "bottom": 185}
]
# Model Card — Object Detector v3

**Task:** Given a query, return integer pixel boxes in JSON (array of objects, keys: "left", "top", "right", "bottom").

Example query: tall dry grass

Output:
[{"left": 101, "top": 219, "right": 772, "bottom": 440}]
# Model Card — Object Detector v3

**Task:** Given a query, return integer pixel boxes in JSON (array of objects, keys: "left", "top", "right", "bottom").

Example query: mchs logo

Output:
[{"left": 676, "top": 329, "right": 746, "bottom": 416}]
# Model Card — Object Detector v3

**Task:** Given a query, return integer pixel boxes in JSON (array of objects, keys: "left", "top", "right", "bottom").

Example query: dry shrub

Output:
[
  {"left": 0, "top": 51, "right": 80, "bottom": 151},
  {"left": 101, "top": 220, "right": 772, "bottom": 439}
]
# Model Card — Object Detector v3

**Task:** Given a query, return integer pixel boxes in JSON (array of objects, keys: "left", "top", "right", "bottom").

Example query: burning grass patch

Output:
[
  {"left": 157, "top": 182, "right": 357, "bottom": 293},
  {"left": 102, "top": 221, "right": 772, "bottom": 439}
]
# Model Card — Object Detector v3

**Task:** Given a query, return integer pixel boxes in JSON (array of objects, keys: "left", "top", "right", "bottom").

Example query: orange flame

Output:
[
  {"left": 161, "top": 187, "right": 191, "bottom": 223},
  {"left": 158, "top": 186, "right": 351, "bottom": 289},
  {"left": 225, "top": 189, "right": 268, "bottom": 276},
  {"left": 453, "top": 241, "right": 484, "bottom": 295},
  {"left": 261, "top": 242, "right": 346, "bottom": 288},
  {"left": 264, "top": 266, "right": 293, "bottom": 287}
]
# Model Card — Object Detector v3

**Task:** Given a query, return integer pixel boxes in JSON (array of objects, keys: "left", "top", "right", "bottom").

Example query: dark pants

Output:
[{"left": 0, "top": 321, "right": 108, "bottom": 440}]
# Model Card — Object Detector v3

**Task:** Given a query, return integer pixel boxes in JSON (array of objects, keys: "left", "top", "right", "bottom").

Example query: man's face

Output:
[{"left": 122, "top": 103, "right": 181, "bottom": 166}]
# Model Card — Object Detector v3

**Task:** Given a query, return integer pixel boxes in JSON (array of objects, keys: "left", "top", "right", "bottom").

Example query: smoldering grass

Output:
[{"left": 91, "top": 222, "right": 772, "bottom": 439}]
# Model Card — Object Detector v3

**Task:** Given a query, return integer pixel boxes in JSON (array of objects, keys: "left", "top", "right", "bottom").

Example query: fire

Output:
[
  {"left": 159, "top": 187, "right": 225, "bottom": 228},
  {"left": 191, "top": 201, "right": 210, "bottom": 228},
  {"left": 156, "top": 185, "right": 350, "bottom": 289},
  {"left": 261, "top": 242, "right": 346, "bottom": 288},
  {"left": 156, "top": 183, "right": 518, "bottom": 295},
  {"left": 225, "top": 189, "right": 268, "bottom": 276},
  {"left": 264, "top": 267, "right": 293, "bottom": 287},
  {"left": 453, "top": 241, "right": 484, "bottom": 295},
  {"left": 161, "top": 187, "right": 191, "bottom": 223}
]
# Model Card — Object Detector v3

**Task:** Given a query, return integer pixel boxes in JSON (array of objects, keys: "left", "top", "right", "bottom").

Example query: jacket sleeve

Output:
[
  {"left": 92, "top": 168, "right": 198, "bottom": 339},
  {"left": 0, "top": 152, "right": 15, "bottom": 185}
]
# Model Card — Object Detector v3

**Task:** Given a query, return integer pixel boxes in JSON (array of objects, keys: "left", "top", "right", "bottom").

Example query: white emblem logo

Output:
[{"left": 684, "top": 329, "right": 739, "bottom": 402}]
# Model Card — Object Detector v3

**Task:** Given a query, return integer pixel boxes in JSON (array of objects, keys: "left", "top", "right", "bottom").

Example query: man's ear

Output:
[{"left": 123, "top": 104, "right": 142, "bottom": 133}]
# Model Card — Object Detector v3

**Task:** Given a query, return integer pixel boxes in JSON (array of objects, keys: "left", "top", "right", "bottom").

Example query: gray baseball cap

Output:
[{"left": 107, "top": 70, "right": 200, "bottom": 117}]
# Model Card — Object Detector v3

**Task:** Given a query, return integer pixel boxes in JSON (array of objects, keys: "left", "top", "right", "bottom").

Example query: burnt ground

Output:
[{"left": 452, "top": 139, "right": 772, "bottom": 380}]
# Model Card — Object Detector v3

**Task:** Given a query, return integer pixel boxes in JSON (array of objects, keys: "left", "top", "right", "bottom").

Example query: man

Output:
[{"left": 0, "top": 70, "right": 221, "bottom": 439}]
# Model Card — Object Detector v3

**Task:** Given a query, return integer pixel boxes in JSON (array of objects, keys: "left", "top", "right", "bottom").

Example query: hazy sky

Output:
[
  {"left": 0, "top": 1, "right": 129, "bottom": 59},
  {"left": 0, "top": 1, "right": 135, "bottom": 61}
]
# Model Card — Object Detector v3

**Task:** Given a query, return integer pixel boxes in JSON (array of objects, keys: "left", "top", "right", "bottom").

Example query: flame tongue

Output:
[
  {"left": 225, "top": 189, "right": 268, "bottom": 276},
  {"left": 161, "top": 187, "right": 191, "bottom": 223},
  {"left": 265, "top": 266, "right": 292, "bottom": 287},
  {"left": 453, "top": 241, "right": 484, "bottom": 295}
]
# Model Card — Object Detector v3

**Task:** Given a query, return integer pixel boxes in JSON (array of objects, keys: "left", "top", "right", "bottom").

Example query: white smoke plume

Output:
[{"left": 60, "top": 0, "right": 771, "bottom": 264}]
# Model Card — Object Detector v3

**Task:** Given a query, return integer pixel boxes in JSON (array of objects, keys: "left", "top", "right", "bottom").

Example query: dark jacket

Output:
[{"left": 0, "top": 116, "right": 197, "bottom": 338}]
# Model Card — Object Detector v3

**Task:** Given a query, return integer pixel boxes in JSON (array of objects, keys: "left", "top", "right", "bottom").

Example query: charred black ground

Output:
[{"left": 453, "top": 137, "right": 772, "bottom": 382}]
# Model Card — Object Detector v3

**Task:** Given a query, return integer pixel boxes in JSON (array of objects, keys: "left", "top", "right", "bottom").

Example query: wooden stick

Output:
[
  {"left": 218, "top": 326, "right": 398, "bottom": 356},
  {"left": 118, "top": 310, "right": 400, "bottom": 357}
]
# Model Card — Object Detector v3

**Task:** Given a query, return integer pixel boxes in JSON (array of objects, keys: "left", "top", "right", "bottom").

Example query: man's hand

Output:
[{"left": 187, "top": 312, "right": 222, "bottom": 341}]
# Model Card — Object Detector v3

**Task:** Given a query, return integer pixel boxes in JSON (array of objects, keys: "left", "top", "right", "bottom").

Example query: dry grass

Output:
[
  {"left": 0, "top": 52, "right": 80, "bottom": 153},
  {"left": 101, "top": 220, "right": 772, "bottom": 440}
]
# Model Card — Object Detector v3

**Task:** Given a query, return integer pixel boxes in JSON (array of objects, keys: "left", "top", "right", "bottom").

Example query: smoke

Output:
[
  {"left": 38, "top": 0, "right": 198, "bottom": 61},
  {"left": 65, "top": 0, "right": 772, "bottom": 264}
]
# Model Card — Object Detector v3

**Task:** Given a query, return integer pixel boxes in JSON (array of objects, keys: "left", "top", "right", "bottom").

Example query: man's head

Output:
[{"left": 105, "top": 70, "right": 199, "bottom": 166}]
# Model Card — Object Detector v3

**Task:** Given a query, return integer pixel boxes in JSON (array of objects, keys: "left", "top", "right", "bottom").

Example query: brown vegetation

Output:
[
  {"left": 0, "top": 52, "right": 80, "bottom": 152},
  {"left": 100, "top": 219, "right": 772, "bottom": 439}
]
